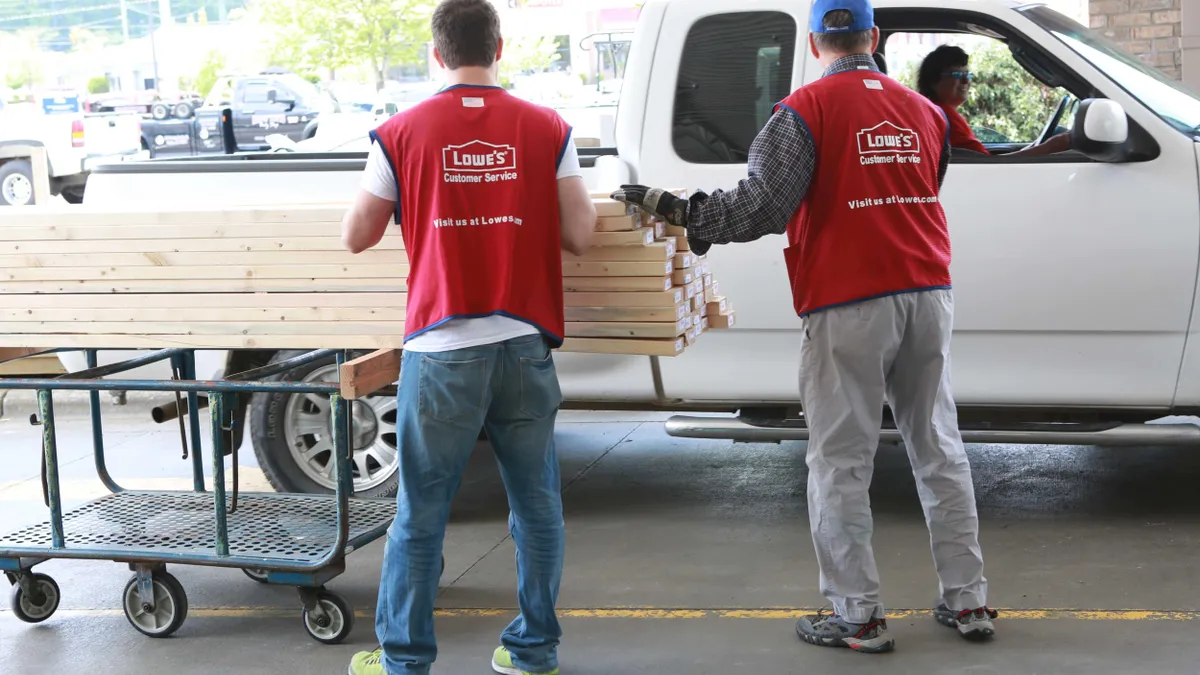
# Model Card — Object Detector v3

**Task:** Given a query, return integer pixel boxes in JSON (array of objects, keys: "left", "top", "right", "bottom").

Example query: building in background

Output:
[{"left": 1090, "top": 0, "right": 1192, "bottom": 89}]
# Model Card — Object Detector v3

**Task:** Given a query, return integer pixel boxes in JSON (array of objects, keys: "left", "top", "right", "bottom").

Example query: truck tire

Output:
[
  {"left": 249, "top": 350, "right": 400, "bottom": 499},
  {"left": 0, "top": 160, "right": 35, "bottom": 206},
  {"left": 151, "top": 102, "right": 171, "bottom": 120},
  {"left": 61, "top": 185, "right": 85, "bottom": 204},
  {"left": 173, "top": 101, "right": 193, "bottom": 119}
]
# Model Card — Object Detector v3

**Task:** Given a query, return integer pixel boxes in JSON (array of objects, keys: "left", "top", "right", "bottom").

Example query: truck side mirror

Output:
[
  {"left": 1070, "top": 98, "right": 1129, "bottom": 162},
  {"left": 267, "top": 89, "right": 278, "bottom": 103}
]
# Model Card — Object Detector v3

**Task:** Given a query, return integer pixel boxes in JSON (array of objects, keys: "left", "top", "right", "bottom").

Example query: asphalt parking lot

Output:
[{"left": 2, "top": 391, "right": 1200, "bottom": 674}]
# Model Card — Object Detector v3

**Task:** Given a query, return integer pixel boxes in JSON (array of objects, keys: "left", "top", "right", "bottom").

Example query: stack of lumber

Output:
[{"left": 0, "top": 196, "right": 734, "bottom": 355}]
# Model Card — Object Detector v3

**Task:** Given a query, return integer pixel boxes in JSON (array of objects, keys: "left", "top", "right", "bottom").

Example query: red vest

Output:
[
  {"left": 777, "top": 70, "right": 951, "bottom": 316},
  {"left": 371, "top": 85, "right": 571, "bottom": 346}
]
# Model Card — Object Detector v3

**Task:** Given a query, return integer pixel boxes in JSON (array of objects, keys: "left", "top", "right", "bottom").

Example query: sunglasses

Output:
[{"left": 944, "top": 70, "right": 974, "bottom": 81}]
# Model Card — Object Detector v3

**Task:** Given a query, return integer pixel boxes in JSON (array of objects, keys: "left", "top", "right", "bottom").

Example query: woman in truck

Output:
[{"left": 916, "top": 44, "right": 1070, "bottom": 157}]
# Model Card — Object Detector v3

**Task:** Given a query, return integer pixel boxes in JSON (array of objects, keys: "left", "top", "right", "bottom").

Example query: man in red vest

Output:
[
  {"left": 614, "top": 0, "right": 994, "bottom": 655},
  {"left": 339, "top": 1, "right": 596, "bottom": 673}
]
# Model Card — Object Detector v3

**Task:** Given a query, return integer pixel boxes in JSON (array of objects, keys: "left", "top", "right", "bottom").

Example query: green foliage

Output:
[
  {"left": 498, "top": 35, "right": 562, "bottom": 88},
  {"left": 895, "top": 40, "right": 1064, "bottom": 142},
  {"left": 256, "top": 0, "right": 434, "bottom": 90},
  {"left": 0, "top": 31, "right": 44, "bottom": 91},
  {"left": 194, "top": 50, "right": 226, "bottom": 98},
  {"left": 87, "top": 76, "right": 111, "bottom": 94}
]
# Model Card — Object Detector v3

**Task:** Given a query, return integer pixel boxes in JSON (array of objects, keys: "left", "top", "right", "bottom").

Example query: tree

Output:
[
  {"left": 895, "top": 40, "right": 1064, "bottom": 142},
  {"left": 256, "top": 0, "right": 434, "bottom": 90},
  {"left": 88, "top": 76, "right": 111, "bottom": 95},
  {"left": 498, "top": 35, "right": 562, "bottom": 88},
  {"left": 0, "top": 31, "right": 44, "bottom": 92},
  {"left": 194, "top": 50, "right": 226, "bottom": 98}
]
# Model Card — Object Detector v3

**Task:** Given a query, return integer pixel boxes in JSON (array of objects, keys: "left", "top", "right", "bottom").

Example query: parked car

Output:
[
  {"left": 0, "top": 91, "right": 144, "bottom": 205},
  {"left": 78, "top": 0, "right": 1200, "bottom": 498}
]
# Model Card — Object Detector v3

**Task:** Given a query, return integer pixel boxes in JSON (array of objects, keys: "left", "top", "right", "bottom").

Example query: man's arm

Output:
[
  {"left": 343, "top": 141, "right": 398, "bottom": 253},
  {"left": 342, "top": 190, "right": 395, "bottom": 253},
  {"left": 684, "top": 108, "right": 816, "bottom": 248},
  {"left": 555, "top": 131, "right": 596, "bottom": 256}
]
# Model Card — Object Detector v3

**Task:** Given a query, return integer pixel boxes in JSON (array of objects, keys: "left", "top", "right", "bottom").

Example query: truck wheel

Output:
[
  {"left": 151, "top": 102, "right": 171, "bottom": 120},
  {"left": 250, "top": 350, "right": 400, "bottom": 498},
  {"left": 173, "top": 101, "right": 193, "bottom": 119},
  {"left": 0, "top": 160, "right": 34, "bottom": 206}
]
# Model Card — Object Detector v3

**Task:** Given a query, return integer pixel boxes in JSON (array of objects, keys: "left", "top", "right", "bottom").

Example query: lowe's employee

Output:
[
  {"left": 613, "top": 0, "right": 995, "bottom": 654},
  {"left": 339, "top": 0, "right": 597, "bottom": 673}
]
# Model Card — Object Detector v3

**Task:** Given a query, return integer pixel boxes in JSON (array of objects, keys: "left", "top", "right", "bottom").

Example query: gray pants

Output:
[{"left": 799, "top": 289, "right": 987, "bottom": 623}]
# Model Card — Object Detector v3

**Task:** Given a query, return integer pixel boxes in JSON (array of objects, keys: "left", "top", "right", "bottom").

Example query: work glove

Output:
[
  {"left": 610, "top": 185, "right": 713, "bottom": 255},
  {"left": 610, "top": 185, "right": 689, "bottom": 226}
]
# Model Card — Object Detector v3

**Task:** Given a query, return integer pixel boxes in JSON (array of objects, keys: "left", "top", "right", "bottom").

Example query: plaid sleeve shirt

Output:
[{"left": 686, "top": 54, "right": 951, "bottom": 249}]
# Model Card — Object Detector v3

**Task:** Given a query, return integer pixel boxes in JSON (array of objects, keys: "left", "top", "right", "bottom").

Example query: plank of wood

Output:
[
  {"left": 564, "top": 304, "right": 689, "bottom": 323},
  {"left": 682, "top": 282, "right": 697, "bottom": 300},
  {"left": 1, "top": 263, "right": 409, "bottom": 282},
  {"left": 672, "top": 269, "right": 696, "bottom": 286},
  {"left": 692, "top": 278, "right": 705, "bottom": 297},
  {"left": 564, "top": 320, "right": 689, "bottom": 339},
  {"left": 0, "top": 334, "right": 407, "bottom": 350},
  {"left": 591, "top": 229, "right": 654, "bottom": 247},
  {"left": 0, "top": 292, "right": 406, "bottom": 309},
  {"left": 0, "top": 278, "right": 408, "bottom": 294},
  {"left": 707, "top": 297, "right": 729, "bottom": 315},
  {"left": 0, "top": 306, "right": 400, "bottom": 322},
  {"left": 560, "top": 337, "right": 686, "bottom": 357},
  {"left": 701, "top": 316, "right": 710, "bottom": 332},
  {"left": 566, "top": 241, "right": 675, "bottom": 262},
  {"left": 563, "top": 289, "right": 684, "bottom": 308},
  {"left": 674, "top": 252, "right": 696, "bottom": 269},
  {"left": 664, "top": 224, "right": 688, "bottom": 237},
  {"left": 703, "top": 274, "right": 713, "bottom": 289},
  {"left": 706, "top": 283, "right": 721, "bottom": 303},
  {"left": 673, "top": 235, "right": 690, "bottom": 251},
  {"left": 594, "top": 215, "right": 640, "bottom": 232},
  {"left": 0, "top": 353, "right": 66, "bottom": 376},
  {"left": 0, "top": 223, "right": 344, "bottom": 241},
  {"left": 709, "top": 311, "right": 737, "bottom": 329},
  {"left": 561, "top": 261, "right": 673, "bottom": 278},
  {"left": 696, "top": 298, "right": 709, "bottom": 318},
  {"left": 562, "top": 276, "right": 673, "bottom": 292},
  {"left": 0, "top": 237, "right": 404, "bottom": 255},
  {"left": 592, "top": 199, "right": 637, "bottom": 217},
  {"left": 0, "top": 250, "right": 405, "bottom": 268},
  {"left": 2, "top": 321, "right": 407, "bottom": 336},
  {"left": 0, "top": 205, "right": 348, "bottom": 227},
  {"left": 339, "top": 349, "right": 401, "bottom": 399}
]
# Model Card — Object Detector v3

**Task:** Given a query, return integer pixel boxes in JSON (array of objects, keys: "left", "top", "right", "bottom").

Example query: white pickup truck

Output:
[
  {"left": 0, "top": 94, "right": 145, "bottom": 205},
  {"left": 77, "top": 0, "right": 1200, "bottom": 498}
]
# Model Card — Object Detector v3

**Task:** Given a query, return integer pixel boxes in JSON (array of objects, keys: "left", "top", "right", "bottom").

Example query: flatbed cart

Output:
[{"left": 0, "top": 347, "right": 399, "bottom": 644}]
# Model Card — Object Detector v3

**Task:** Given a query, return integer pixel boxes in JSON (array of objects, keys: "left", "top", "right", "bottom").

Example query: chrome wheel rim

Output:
[{"left": 2, "top": 173, "right": 32, "bottom": 205}]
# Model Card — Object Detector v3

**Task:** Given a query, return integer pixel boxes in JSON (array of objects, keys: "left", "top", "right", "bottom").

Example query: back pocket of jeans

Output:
[
  {"left": 418, "top": 355, "right": 488, "bottom": 428},
  {"left": 518, "top": 349, "right": 562, "bottom": 420}
]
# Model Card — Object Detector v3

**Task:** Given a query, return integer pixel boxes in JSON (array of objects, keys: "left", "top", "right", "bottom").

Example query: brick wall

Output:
[{"left": 1090, "top": 0, "right": 1183, "bottom": 79}]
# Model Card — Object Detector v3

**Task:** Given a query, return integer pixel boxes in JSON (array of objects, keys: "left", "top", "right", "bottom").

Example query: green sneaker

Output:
[
  {"left": 491, "top": 646, "right": 559, "bottom": 675},
  {"left": 347, "top": 648, "right": 385, "bottom": 675}
]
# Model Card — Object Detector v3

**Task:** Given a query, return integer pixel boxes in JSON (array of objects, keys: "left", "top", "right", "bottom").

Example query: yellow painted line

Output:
[{"left": 4, "top": 607, "right": 1200, "bottom": 621}]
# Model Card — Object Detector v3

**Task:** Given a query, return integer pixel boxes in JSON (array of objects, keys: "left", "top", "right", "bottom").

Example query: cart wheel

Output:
[
  {"left": 10, "top": 573, "right": 60, "bottom": 623},
  {"left": 302, "top": 591, "right": 354, "bottom": 645},
  {"left": 122, "top": 571, "right": 188, "bottom": 638},
  {"left": 243, "top": 568, "right": 270, "bottom": 584}
]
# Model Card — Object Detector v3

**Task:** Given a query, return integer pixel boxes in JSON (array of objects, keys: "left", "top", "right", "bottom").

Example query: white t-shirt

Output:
[{"left": 361, "top": 129, "right": 583, "bottom": 353}]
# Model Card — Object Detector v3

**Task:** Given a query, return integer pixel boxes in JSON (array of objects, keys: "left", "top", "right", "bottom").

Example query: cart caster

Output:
[
  {"left": 122, "top": 571, "right": 188, "bottom": 638},
  {"left": 243, "top": 568, "right": 270, "bottom": 584},
  {"left": 300, "top": 589, "right": 354, "bottom": 645},
  {"left": 9, "top": 573, "right": 61, "bottom": 624}
]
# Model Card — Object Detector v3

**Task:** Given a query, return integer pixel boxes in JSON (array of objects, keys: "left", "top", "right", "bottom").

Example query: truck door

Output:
[
  {"left": 636, "top": 0, "right": 813, "bottom": 402},
  {"left": 845, "top": 5, "right": 1200, "bottom": 408},
  {"left": 235, "top": 79, "right": 289, "bottom": 149}
]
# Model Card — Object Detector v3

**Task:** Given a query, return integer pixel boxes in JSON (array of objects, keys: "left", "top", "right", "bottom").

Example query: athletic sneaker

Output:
[
  {"left": 347, "top": 648, "right": 384, "bottom": 675},
  {"left": 795, "top": 610, "right": 895, "bottom": 653},
  {"left": 491, "top": 646, "right": 559, "bottom": 675},
  {"left": 934, "top": 604, "right": 999, "bottom": 641}
]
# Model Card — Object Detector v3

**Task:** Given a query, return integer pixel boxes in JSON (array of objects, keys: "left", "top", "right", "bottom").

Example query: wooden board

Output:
[
  {"left": 563, "top": 276, "right": 673, "bottom": 292},
  {"left": 709, "top": 311, "right": 737, "bottom": 329},
  {"left": 591, "top": 229, "right": 655, "bottom": 247},
  {"left": 561, "top": 261, "right": 672, "bottom": 278},
  {"left": 560, "top": 337, "right": 685, "bottom": 357},
  {"left": 564, "top": 304, "right": 689, "bottom": 323},
  {"left": 566, "top": 241, "right": 676, "bottom": 262},
  {"left": 564, "top": 320, "right": 689, "bottom": 339},
  {"left": 672, "top": 269, "right": 696, "bottom": 286},
  {"left": 563, "top": 290, "right": 684, "bottom": 308},
  {"left": 339, "top": 349, "right": 400, "bottom": 399},
  {"left": 592, "top": 199, "right": 636, "bottom": 217},
  {"left": 595, "top": 215, "right": 640, "bottom": 232}
]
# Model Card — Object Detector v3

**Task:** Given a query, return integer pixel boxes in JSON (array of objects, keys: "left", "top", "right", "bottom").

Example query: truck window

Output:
[
  {"left": 244, "top": 83, "right": 272, "bottom": 105},
  {"left": 672, "top": 11, "right": 797, "bottom": 165}
]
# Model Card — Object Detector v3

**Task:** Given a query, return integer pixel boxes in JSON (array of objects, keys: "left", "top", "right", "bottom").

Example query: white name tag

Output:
[
  {"left": 864, "top": 79, "right": 883, "bottom": 90},
  {"left": 462, "top": 97, "right": 485, "bottom": 107}
]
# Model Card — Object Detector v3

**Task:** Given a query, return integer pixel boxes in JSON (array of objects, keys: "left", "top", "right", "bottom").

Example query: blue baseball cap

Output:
[{"left": 810, "top": 0, "right": 875, "bottom": 33}]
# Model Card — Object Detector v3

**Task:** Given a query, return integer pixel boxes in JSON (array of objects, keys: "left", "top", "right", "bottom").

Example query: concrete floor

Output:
[{"left": 2, "top": 395, "right": 1200, "bottom": 674}]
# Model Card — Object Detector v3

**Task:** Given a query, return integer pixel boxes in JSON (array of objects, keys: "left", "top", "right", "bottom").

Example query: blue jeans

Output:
[{"left": 376, "top": 334, "right": 566, "bottom": 675}]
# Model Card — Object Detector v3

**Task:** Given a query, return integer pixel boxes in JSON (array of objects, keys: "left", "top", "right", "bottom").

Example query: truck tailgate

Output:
[{"left": 83, "top": 113, "right": 142, "bottom": 156}]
